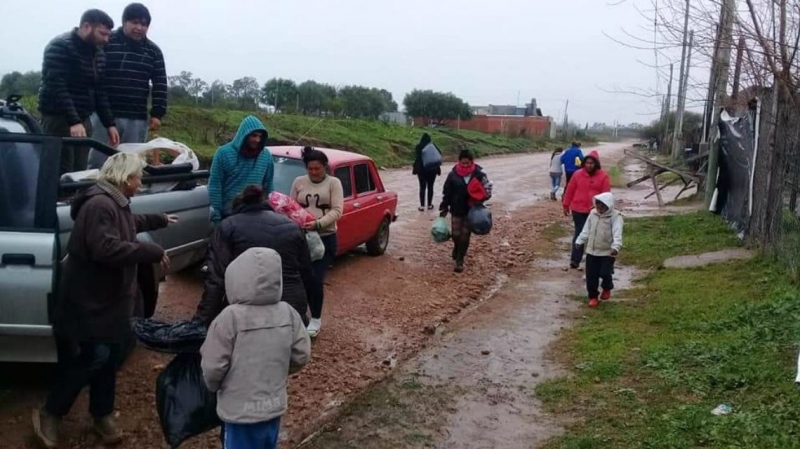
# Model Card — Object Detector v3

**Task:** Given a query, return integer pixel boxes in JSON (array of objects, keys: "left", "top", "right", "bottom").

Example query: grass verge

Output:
[
  {"left": 536, "top": 213, "right": 800, "bottom": 449},
  {"left": 156, "top": 107, "right": 565, "bottom": 168},
  {"left": 619, "top": 211, "right": 741, "bottom": 268}
]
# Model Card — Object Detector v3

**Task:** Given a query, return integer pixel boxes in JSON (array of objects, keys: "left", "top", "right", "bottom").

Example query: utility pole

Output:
[
  {"left": 673, "top": 30, "right": 694, "bottom": 160},
  {"left": 702, "top": 24, "right": 722, "bottom": 143},
  {"left": 671, "top": 0, "right": 692, "bottom": 161},
  {"left": 731, "top": 36, "right": 746, "bottom": 99},
  {"left": 662, "top": 63, "right": 674, "bottom": 150},
  {"left": 705, "top": 0, "right": 736, "bottom": 207}
]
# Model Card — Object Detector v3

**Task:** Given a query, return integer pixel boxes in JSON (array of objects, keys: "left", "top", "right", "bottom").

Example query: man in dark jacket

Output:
[
  {"left": 89, "top": 3, "right": 169, "bottom": 169},
  {"left": 194, "top": 186, "right": 314, "bottom": 326},
  {"left": 38, "top": 9, "right": 120, "bottom": 175},
  {"left": 33, "top": 153, "right": 173, "bottom": 448}
]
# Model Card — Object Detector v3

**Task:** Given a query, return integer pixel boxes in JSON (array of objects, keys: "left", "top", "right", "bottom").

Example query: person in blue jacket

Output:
[
  {"left": 208, "top": 115, "right": 275, "bottom": 223},
  {"left": 560, "top": 141, "right": 585, "bottom": 189}
]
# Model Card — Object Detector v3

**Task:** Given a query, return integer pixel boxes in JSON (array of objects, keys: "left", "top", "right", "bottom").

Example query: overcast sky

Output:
[{"left": 0, "top": 0, "right": 688, "bottom": 125}]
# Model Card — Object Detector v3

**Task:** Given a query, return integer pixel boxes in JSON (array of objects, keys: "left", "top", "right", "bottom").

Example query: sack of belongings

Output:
[
  {"left": 306, "top": 231, "right": 325, "bottom": 261},
  {"left": 132, "top": 318, "right": 207, "bottom": 354},
  {"left": 421, "top": 143, "right": 442, "bottom": 171},
  {"left": 156, "top": 353, "right": 222, "bottom": 448},
  {"left": 467, "top": 204, "right": 493, "bottom": 236},
  {"left": 268, "top": 191, "right": 316, "bottom": 226},
  {"left": 431, "top": 217, "right": 451, "bottom": 243}
]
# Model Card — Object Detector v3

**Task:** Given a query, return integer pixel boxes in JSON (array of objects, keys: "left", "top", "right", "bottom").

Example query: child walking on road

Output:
[
  {"left": 575, "top": 192, "right": 623, "bottom": 308},
  {"left": 548, "top": 147, "right": 564, "bottom": 201},
  {"left": 201, "top": 248, "right": 311, "bottom": 449}
]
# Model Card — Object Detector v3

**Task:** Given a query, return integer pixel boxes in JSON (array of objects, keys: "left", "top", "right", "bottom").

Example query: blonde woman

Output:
[{"left": 34, "top": 153, "right": 177, "bottom": 448}]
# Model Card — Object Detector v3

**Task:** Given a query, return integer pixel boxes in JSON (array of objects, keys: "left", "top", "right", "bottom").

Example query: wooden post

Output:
[
  {"left": 673, "top": 30, "right": 694, "bottom": 161},
  {"left": 651, "top": 165, "right": 664, "bottom": 207},
  {"left": 732, "top": 36, "right": 746, "bottom": 99},
  {"left": 671, "top": 0, "right": 692, "bottom": 160}
]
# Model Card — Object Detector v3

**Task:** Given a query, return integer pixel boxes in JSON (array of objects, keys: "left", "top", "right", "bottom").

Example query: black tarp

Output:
[{"left": 716, "top": 109, "right": 757, "bottom": 235}]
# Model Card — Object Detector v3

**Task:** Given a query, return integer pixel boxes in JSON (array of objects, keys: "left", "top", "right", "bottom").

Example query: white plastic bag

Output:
[
  {"left": 117, "top": 137, "right": 200, "bottom": 170},
  {"left": 306, "top": 231, "right": 325, "bottom": 261}
]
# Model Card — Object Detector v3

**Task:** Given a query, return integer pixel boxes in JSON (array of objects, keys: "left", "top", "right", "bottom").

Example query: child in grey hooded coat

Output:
[{"left": 201, "top": 247, "right": 311, "bottom": 449}]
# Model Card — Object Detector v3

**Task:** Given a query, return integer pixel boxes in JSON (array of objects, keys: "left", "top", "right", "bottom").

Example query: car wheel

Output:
[{"left": 366, "top": 218, "right": 390, "bottom": 256}]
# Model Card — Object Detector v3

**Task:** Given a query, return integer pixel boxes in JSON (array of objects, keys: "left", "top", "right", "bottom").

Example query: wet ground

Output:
[{"left": 0, "top": 141, "right": 648, "bottom": 449}]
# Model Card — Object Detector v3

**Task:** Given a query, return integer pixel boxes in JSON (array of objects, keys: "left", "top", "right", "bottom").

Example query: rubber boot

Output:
[
  {"left": 32, "top": 408, "right": 60, "bottom": 449},
  {"left": 93, "top": 415, "right": 123, "bottom": 445}
]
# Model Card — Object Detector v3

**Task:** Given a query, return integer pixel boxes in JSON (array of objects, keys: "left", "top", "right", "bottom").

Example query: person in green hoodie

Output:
[{"left": 208, "top": 115, "right": 275, "bottom": 223}]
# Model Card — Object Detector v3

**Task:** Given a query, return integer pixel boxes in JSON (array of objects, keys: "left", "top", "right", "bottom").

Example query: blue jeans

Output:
[
  {"left": 550, "top": 173, "right": 562, "bottom": 194},
  {"left": 224, "top": 418, "right": 280, "bottom": 449},
  {"left": 310, "top": 233, "right": 338, "bottom": 319}
]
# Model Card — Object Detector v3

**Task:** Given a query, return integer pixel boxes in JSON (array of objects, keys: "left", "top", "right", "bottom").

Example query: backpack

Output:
[{"left": 421, "top": 143, "right": 442, "bottom": 170}]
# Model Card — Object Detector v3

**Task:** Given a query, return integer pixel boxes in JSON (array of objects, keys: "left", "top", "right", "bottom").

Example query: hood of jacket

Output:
[
  {"left": 584, "top": 150, "right": 602, "bottom": 170},
  {"left": 416, "top": 133, "right": 432, "bottom": 151},
  {"left": 229, "top": 115, "right": 269, "bottom": 156},
  {"left": 225, "top": 247, "right": 283, "bottom": 306},
  {"left": 594, "top": 192, "right": 615, "bottom": 216},
  {"left": 70, "top": 182, "right": 128, "bottom": 220}
]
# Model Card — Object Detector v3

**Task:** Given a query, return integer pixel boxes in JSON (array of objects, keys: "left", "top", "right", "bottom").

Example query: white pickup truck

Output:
[{"left": 0, "top": 97, "right": 213, "bottom": 362}]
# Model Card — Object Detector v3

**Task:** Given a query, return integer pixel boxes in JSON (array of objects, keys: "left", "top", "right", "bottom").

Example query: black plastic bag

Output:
[
  {"left": 156, "top": 353, "right": 222, "bottom": 448},
  {"left": 468, "top": 204, "right": 493, "bottom": 235},
  {"left": 132, "top": 318, "right": 207, "bottom": 354}
]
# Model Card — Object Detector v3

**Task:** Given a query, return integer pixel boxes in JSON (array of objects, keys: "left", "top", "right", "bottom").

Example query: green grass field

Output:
[
  {"left": 155, "top": 107, "right": 566, "bottom": 168},
  {"left": 536, "top": 212, "right": 800, "bottom": 449}
]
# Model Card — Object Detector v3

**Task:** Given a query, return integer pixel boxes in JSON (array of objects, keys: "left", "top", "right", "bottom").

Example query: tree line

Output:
[{"left": 1, "top": 70, "right": 473, "bottom": 123}]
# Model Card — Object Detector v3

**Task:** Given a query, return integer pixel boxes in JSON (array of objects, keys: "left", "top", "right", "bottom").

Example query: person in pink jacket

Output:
[{"left": 562, "top": 150, "right": 611, "bottom": 269}]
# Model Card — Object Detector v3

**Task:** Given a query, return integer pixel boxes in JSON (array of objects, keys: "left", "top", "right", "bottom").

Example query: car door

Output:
[
  {"left": 352, "top": 162, "right": 382, "bottom": 245},
  {"left": 332, "top": 163, "right": 356, "bottom": 255},
  {"left": 0, "top": 133, "right": 61, "bottom": 363}
]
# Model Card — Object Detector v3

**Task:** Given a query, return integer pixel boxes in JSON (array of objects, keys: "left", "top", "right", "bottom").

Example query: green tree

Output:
[
  {"left": 404, "top": 90, "right": 472, "bottom": 124},
  {"left": 231, "top": 77, "right": 260, "bottom": 110},
  {"left": 261, "top": 78, "right": 298, "bottom": 111},
  {"left": 0, "top": 71, "right": 41, "bottom": 98},
  {"left": 297, "top": 80, "right": 337, "bottom": 115}
]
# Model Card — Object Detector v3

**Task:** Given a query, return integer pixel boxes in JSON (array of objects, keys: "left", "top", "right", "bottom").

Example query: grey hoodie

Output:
[{"left": 200, "top": 247, "right": 311, "bottom": 424}]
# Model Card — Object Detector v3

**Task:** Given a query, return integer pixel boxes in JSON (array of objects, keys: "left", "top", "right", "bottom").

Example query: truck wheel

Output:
[{"left": 366, "top": 218, "right": 390, "bottom": 256}]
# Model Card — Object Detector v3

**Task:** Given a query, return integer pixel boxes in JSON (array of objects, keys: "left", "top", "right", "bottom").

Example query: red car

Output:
[{"left": 269, "top": 146, "right": 398, "bottom": 256}]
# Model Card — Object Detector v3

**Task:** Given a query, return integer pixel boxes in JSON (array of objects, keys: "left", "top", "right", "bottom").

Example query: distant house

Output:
[
  {"left": 470, "top": 98, "right": 542, "bottom": 117},
  {"left": 380, "top": 112, "right": 410, "bottom": 125}
]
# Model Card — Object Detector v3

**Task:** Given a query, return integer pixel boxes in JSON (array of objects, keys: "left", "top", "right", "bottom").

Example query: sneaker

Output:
[
  {"left": 427, "top": 204, "right": 435, "bottom": 210},
  {"left": 454, "top": 260, "right": 464, "bottom": 273},
  {"left": 32, "top": 409, "right": 60, "bottom": 449},
  {"left": 601, "top": 290, "right": 612, "bottom": 300},
  {"left": 93, "top": 415, "right": 123, "bottom": 445},
  {"left": 418, "top": 206, "right": 425, "bottom": 212},
  {"left": 588, "top": 298, "right": 600, "bottom": 308},
  {"left": 307, "top": 318, "right": 321, "bottom": 338},
  {"left": 550, "top": 192, "right": 557, "bottom": 201},
  {"left": 569, "top": 262, "right": 579, "bottom": 270}
]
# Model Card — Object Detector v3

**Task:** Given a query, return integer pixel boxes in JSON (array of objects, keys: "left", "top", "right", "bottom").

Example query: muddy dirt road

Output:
[{"left": 0, "top": 142, "right": 635, "bottom": 449}]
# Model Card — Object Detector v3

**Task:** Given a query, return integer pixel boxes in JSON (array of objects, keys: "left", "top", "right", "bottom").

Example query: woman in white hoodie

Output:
[{"left": 575, "top": 192, "right": 624, "bottom": 308}]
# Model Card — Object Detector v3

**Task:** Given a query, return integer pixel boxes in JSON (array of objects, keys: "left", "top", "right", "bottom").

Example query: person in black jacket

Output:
[
  {"left": 193, "top": 185, "right": 314, "bottom": 326},
  {"left": 439, "top": 149, "right": 491, "bottom": 273},
  {"left": 38, "top": 9, "right": 120, "bottom": 175},
  {"left": 88, "top": 3, "right": 169, "bottom": 169},
  {"left": 412, "top": 133, "right": 442, "bottom": 211}
]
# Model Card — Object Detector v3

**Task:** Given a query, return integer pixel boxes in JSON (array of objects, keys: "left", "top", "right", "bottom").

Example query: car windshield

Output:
[{"left": 272, "top": 156, "right": 308, "bottom": 194}]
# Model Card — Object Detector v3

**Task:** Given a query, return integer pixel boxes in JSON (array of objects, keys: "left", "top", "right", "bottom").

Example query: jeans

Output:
[
  {"left": 571, "top": 212, "right": 590, "bottom": 266},
  {"left": 88, "top": 115, "right": 149, "bottom": 169},
  {"left": 45, "top": 337, "right": 123, "bottom": 418},
  {"left": 585, "top": 254, "right": 615, "bottom": 299},
  {"left": 40, "top": 114, "right": 93, "bottom": 175},
  {"left": 224, "top": 418, "right": 280, "bottom": 449},
  {"left": 417, "top": 172, "right": 437, "bottom": 207},
  {"left": 310, "top": 233, "right": 338, "bottom": 319},
  {"left": 451, "top": 216, "right": 472, "bottom": 263},
  {"left": 549, "top": 173, "right": 562, "bottom": 194}
]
